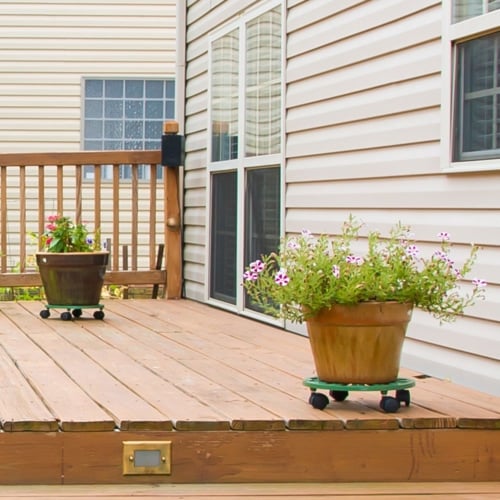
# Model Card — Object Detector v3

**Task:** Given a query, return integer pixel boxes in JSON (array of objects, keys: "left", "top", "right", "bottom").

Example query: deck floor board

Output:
[{"left": 0, "top": 482, "right": 498, "bottom": 498}]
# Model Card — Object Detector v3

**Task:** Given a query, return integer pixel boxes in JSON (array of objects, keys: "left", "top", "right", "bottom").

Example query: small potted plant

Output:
[
  {"left": 243, "top": 215, "right": 486, "bottom": 384},
  {"left": 36, "top": 214, "right": 109, "bottom": 319}
]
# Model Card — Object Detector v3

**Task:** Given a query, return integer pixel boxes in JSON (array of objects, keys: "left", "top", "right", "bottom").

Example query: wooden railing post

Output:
[{"left": 162, "top": 121, "right": 183, "bottom": 299}]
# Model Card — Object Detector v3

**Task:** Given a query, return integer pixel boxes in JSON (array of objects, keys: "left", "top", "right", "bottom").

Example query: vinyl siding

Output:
[
  {"left": 181, "top": 0, "right": 500, "bottom": 395},
  {"left": 284, "top": 0, "right": 500, "bottom": 395},
  {"left": 0, "top": 0, "right": 175, "bottom": 271},
  {"left": 0, "top": 0, "right": 176, "bottom": 152}
]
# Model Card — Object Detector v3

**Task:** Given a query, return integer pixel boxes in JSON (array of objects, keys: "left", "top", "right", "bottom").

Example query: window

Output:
[
  {"left": 82, "top": 78, "right": 175, "bottom": 180},
  {"left": 453, "top": 32, "right": 500, "bottom": 160},
  {"left": 208, "top": 3, "right": 283, "bottom": 314},
  {"left": 447, "top": 1, "right": 500, "bottom": 167}
]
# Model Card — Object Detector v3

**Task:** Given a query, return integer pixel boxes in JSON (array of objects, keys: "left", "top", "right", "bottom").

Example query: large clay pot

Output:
[
  {"left": 36, "top": 252, "right": 109, "bottom": 306},
  {"left": 306, "top": 302, "right": 413, "bottom": 384}
]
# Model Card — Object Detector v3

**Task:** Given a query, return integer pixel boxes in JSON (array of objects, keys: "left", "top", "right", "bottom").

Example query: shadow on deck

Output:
[{"left": 0, "top": 299, "right": 498, "bottom": 485}]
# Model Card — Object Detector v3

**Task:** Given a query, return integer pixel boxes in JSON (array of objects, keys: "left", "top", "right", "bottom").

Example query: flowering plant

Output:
[
  {"left": 39, "top": 214, "right": 100, "bottom": 253},
  {"left": 243, "top": 216, "right": 486, "bottom": 323}
]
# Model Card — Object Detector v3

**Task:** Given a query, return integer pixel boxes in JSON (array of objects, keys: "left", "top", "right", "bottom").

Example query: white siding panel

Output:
[
  {"left": 402, "top": 338, "right": 500, "bottom": 397},
  {"left": 287, "top": 109, "right": 441, "bottom": 157},
  {"left": 287, "top": 42, "right": 442, "bottom": 108},
  {"left": 288, "top": 0, "right": 440, "bottom": 58},
  {"left": 287, "top": 6, "right": 441, "bottom": 83},
  {"left": 287, "top": 0, "right": 366, "bottom": 33},
  {"left": 286, "top": 143, "right": 442, "bottom": 181},
  {"left": 287, "top": 76, "right": 441, "bottom": 132},
  {"left": 0, "top": 0, "right": 176, "bottom": 152},
  {"left": 285, "top": 174, "right": 500, "bottom": 210}
]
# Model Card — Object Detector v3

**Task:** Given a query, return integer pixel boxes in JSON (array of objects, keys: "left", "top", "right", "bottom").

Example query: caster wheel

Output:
[
  {"left": 60, "top": 311, "right": 72, "bottom": 321},
  {"left": 72, "top": 308, "right": 83, "bottom": 318},
  {"left": 40, "top": 309, "right": 50, "bottom": 319},
  {"left": 93, "top": 310, "right": 105, "bottom": 320},
  {"left": 329, "top": 390, "right": 349, "bottom": 402},
  {"left": 379, "top": 396, "right": 400, "bottom": 413},
  {"left": 309, "top": 392, "right": 329, "bottom": 410},
  {"left": 396, "top": 389, "right": 411, "bottom": 406}
]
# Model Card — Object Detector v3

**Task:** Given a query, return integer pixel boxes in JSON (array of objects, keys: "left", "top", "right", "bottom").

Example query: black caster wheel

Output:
[
  {"left": 60, "top": 311, "right": 72, "bottom": 321},
  {"left": 396, "top": 389, "right": 411, "bottom": 406},
  {"left": 40, "top": 309, "right": 50, "bottom": 319},
  {"left": 329, "top": 390, "right": 349, "bottom": 401},
  {"left": 309, "top": 392, "right": 329, "bottom": 410},
  {"left": 379, "top": 396, "right": 400, "bottom": 413},
  {"left": 93, "top": 310, "right": 105, "bottom": 320},
  {"left": 72, "top": 308, "right": 83, "bottom": 318}
]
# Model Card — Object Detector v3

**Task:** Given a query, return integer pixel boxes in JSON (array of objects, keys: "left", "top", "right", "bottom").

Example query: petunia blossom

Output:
[
  {"left": 406, "top": 245, "right": 420, "bottom": 258},
  {"left": 243, "top": 270, "right": 258, "bottom": 281},
  {"left": 274, "top": 269, "right": 290, "bottom": 286},
  {"left": 250, "top": 260, "right": 265, "bottom": 273},
  {"left": 472, "top": 278, "right": 487, "bottom": 288}
]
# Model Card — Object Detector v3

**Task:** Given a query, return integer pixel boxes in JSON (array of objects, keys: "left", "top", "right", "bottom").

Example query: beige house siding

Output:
[
  {"left": 0, "top": 0, "right": 176, "bottom": 270},
  {"left": 0, "top": 0, "right": 176, "bottom": 152},
  {"left": 181, "top": 0, "right": 500, "bottom": 395}
]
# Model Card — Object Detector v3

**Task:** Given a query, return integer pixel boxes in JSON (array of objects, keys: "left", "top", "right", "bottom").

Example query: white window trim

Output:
[
  {"left": 204, "top": 0, "right": 286, "bottom": 312},
  {"left": 440, "top": 3, "right": 500, "bottom": 172}
]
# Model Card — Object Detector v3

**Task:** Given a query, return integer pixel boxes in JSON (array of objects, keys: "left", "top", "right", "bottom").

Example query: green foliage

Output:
[
  {"left": 37, "top": 214, "right": 101, "bottom": 253},
  {"left": 243, "top": 215, "right": 486, "bottom": 324}
]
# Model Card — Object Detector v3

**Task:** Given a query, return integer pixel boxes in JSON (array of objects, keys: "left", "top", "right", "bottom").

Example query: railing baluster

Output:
[
  {"left": 131, "top": 164, "right": 138, "bottom": 271},
  {"left": 19, "top": 166, "right": 27, "bottom": 272},
  {"left": 1, "top": 166, "right": 7, "bottom": 272}
]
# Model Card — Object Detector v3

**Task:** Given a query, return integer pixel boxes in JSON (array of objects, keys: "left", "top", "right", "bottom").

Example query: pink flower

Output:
[
  {"left": 332, "top": 265, "right": 340, "bottom": 278},
  {"left": 243, "top": 270, "right": 258, "bottom": 281},
  {"left": 250, "top": 260, "right": 265, "bottom": 273},
  {"left": 437, "top": 231, "right": 451, "bottom": 241},
  {"left": 472, "top": 278, "right": 487, "bottom": 288},
  {"left": 406, "top": 245, "right": 420, "bottom": 258},
  {"left": 274, "top": 269, "right": 290, "bottom": 286},
  {"left": 346, "top": 254, "right": 363, "bottom": 265}
]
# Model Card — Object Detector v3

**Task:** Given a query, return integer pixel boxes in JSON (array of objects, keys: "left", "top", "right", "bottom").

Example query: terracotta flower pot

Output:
[
  {"left": 306, "top": 302, "right": 413, "bottom": 384},
  {"left": 36, "top": 252, "right": 109, "bottom": 306}
]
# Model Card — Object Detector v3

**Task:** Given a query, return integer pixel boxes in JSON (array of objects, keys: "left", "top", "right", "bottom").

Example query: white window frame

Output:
[
  {"left": 441, "top": 1, "right": 500, "bottom": 172},
  {"left": 205, "top": 0, "right": 286, "bottom": 318}
]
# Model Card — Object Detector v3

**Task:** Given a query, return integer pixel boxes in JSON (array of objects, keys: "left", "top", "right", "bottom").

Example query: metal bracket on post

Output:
[{"left": 161, "top": 121, "right": 184, "bottom": 169}]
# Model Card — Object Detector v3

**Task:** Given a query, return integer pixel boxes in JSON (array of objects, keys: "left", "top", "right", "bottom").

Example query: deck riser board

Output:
[{"left": 0, "top": 429, "right": 498, "bottom": 485}]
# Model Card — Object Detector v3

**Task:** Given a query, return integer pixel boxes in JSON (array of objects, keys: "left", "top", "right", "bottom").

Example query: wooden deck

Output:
[{"left": 0, "top": 298, "right": 498, "bottom": 485}]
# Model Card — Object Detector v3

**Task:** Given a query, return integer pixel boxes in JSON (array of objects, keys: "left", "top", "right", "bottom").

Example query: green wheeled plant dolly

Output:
[
  {"left": 303, "top": 376, "right": 416, "bottom": 413},
  {"left": 39, "top": 303, "right": 105, "bottom": 321}
]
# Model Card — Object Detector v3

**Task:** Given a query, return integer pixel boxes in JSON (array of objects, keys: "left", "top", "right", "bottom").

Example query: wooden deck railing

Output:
[{"left": 0, "top": 150, "right": 181, "bottom": 298}]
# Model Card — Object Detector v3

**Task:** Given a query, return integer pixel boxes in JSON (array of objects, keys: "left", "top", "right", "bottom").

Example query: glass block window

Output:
[{"left": 83, "top": 78, "right": 175, "bottom": 180}]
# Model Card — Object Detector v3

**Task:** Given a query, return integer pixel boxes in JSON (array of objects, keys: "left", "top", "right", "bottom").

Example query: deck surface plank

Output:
[
  {"left": 0, "top": 303, "right": 115, "bottom": 431},
  {"left": 0, "top": 347, "right": 58, "bottom": 431},
  {"left": 0, "top": 482, "right": 498, "bottom": 498},
  {"left": 17, "top": 301, "right": 171, "bottom": 431}
]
